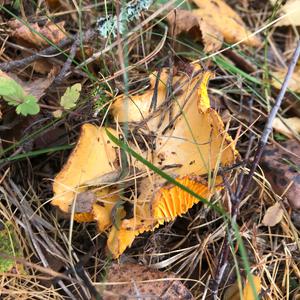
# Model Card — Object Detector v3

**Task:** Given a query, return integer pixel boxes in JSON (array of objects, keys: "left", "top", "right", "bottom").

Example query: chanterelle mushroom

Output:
[
  {"left": 52, "top": 124, "right": 119, "bottom": 214},
  {"left": 52, "top": 65, "right": 239, "bottom": 259}
]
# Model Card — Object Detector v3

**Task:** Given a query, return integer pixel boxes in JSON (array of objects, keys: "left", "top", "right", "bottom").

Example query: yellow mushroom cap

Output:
[
  {"left": 62, "top": 188, "right": 122, "bottom": 231},
  {"left": 111, "top": 69, "right": 170, "bottom": 130},
  {"left": 51, "top": 64, "right": 239, "bottom": 260},
  {"left": 52, "top": 124, "right": 119, "bottom": 213},
  {"left": 73, "top": 212, "right": 95, "bottom": 223},
  {"left": 105, "top": 67, "right": 238, "bottom": 258},
  {"left": 153, "top": 72, "right": 238, "bottom": 177},
  {"left": 92, "top": 190, "right": 125, "bottom": 232},
  {"left": 107, "top": 205, "right": 159, "bottom": 258},
  {"left": 152, "top": 176, "right": 222, "bottom": 224}
]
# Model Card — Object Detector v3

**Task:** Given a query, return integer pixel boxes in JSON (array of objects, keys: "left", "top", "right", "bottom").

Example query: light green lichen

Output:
[{"left": 97, "top": 0, "right": 154, "bottom": 38}]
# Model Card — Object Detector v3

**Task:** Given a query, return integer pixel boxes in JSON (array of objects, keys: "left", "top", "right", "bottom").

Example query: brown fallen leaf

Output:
[
  {"left": 272, "top": 68, "right": 300, "bottom": 93},
  {"left": 167, "top": 0, "right": 261, "bottom": 52},
  {"left": 275, "top": 0, "right": 300, "bottom": 27},
  {"left": 167, "top": 9, "right": 223, "bottom": 53},
  {"left": 261, "top": 140, "right": 300, "bottom": 209},
  {"left": 7, "top": 20, "right": 67, "bottom": 74},
  {"left": 262, "top": 202, "right": 284, "bottom": 227},
  {"left": 8, "top": 19, "right": 66, "bottom": 49},
  {"left": 273, "top": 117, "right": 300, "bottom": 138},
  {"left": 101, "top": 263, "right": 194, "bottom": 300},
  {"left": 193, "top": 0, "right": 261, "bottom": 47}
]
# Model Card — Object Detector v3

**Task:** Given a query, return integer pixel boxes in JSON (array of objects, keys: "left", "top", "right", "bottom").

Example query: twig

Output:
[
  {"left": 210, "top": 236, "right": 230, "bottom": 300},
  {"left": 0, "top": 29, "right": 95, "bottom": 74},
  {"left": 239, "top": 39, "right": 300, "bottom": 200},
  {"left": 210, "top": 42, "right": 300, "bottom": 296},
  {"left": 0, "top": 36, "right": 74, "bottom": 72},
  {"left": 53, "top": 37, "right": 82, "bottom": 85},
  {"left": 52, "top": 29, "right": 95, "bottom": 86},
  {"left": 210, "top": 173, "right": 237, "bottom": 299}
]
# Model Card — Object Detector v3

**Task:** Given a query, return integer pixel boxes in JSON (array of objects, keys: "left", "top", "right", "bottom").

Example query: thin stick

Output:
[
  {"left": 53, "top": 37, "right": 82, "bottom": 85},
  {"left": 211, "top": 40, "right": 300, "bottom": 299},
  {"left": 0, "top": 30, "right": 95, "bottom": 73},
  {"left": 0, "top": 37, "right": 73, "bottom": 72},
  {"left": 239, "top": 39, "right": 300, "bottom": 200}
]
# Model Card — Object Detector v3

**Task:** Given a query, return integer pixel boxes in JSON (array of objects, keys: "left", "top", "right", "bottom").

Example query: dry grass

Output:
[{"left": 1, "top": 0, "right": 300, "bottom": 299}]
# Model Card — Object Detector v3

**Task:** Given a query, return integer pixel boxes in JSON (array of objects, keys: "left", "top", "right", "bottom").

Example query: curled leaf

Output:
[
  {"left": 167, "top": 9, "right": 223, "bottom": 53},
  {"left": 192, "top": 0, "right": 261, "bottom": 48},
  {"left": 167, "top": 0, "right": 260, "bottom": 53}
]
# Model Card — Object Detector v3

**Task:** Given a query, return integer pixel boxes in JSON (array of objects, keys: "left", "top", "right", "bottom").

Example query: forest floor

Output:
[{"left": 1, "top": 0, "right": 300, "bottom": 299}]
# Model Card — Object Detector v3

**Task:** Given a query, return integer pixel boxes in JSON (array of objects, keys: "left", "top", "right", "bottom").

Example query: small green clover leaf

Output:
[
  {"left": 60, "top": 83, "right": 82, "bottom": 110},
  {"left": 0, "top": 77, "right": 25, "bottom": 105},
  {"left": 0, "top": 77, "right": 40, "bottom": 116},
  {"left": 15, "top": 95, "right": 40, "bottom": 116}
]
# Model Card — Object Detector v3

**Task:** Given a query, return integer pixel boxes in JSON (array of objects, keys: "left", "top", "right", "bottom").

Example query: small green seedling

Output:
[
  {"left": 0, "top": 222, "right": 22, "bottom": 273},
  {"left": 0, "top": 77, "right": 40, "bottom": 116},
  {"left": 274, "top": 132, "right": 288, "bottom": 142},
  {"left": 60, "top": 83, "right": 82, "bottom": 110}
]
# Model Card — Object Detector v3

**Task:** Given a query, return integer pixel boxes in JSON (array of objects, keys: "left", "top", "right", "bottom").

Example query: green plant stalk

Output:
[
  {"left": 0, "top": 144, "right": 73, "bottom": 164},
  {"left": 106, "top": 130, "right": 259, "bottom": 299},
  {"left": 231, "top": 220, "right": 259, "bottom": 300},
  {"left": 105, "top": 128, "right": 225, "bottom": 215}
]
